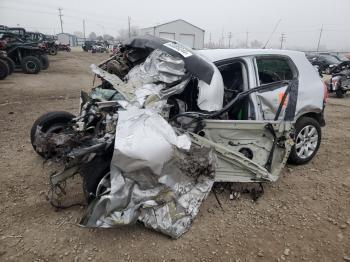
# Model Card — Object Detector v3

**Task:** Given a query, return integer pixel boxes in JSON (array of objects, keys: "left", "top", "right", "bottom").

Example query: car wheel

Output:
[
  {"left": 80, "top": 154, "right": 112, "bottom": 203},
  {"left": 0, "top": 58, "right": 9, "bottom": 80},
  {"left": 288, "top": 117, "right": 321, "bottom": 165},
  {"left": 21, "top": 56, "right": 42, "bottom": 74},
  {"left": 30, "top": 111, "right": 75, "bottom": 157},
  {"left": 48, "top": 47, "right": 57, "bottom": 55},
  {"left": 40, "top": 55, "right": 49, "bottom": 70},
  {"left": 2, "top": 56, "right": 15, "bottom": 74}
]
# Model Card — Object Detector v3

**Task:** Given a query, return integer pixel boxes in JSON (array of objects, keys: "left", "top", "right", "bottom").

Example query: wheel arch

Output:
[{"left": 295, "top": 111, "right": 325, "bottom": 127}]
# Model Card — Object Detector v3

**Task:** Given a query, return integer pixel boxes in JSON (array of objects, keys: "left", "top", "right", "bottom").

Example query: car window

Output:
[{"left": 256, "top": 57, "right": 294, "bottom": 85}]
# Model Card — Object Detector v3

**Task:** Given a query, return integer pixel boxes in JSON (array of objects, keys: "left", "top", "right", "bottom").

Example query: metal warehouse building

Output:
[
  {"left": 56, "top": 33, "right": 78, "bottom": 46},
  {"left": 141, "top": 19, "right": 205, "bottom": 49}
]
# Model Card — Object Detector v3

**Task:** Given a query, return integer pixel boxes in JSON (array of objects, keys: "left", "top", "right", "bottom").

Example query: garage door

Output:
[
  {"left": 159, "top": 32, "right": 175, "bottom": 40},
  {"left": 179, "top": 34, "right": 195, "bottom": 48}
]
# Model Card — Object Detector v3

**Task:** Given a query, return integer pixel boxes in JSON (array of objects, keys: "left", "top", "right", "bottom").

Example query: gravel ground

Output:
[{"left": 0, "top": 51, "right": 349, "bottom": 262}]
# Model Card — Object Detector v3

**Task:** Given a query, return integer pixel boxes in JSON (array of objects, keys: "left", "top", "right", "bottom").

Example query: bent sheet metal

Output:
[{"left": 80, "top": 108, "right": 216, "bottom": 238}]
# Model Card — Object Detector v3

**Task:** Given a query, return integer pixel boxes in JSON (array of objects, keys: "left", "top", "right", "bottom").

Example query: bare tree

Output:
[
  {"left": 88, "top": 32, "right": 97, "bottom": 40},
  {"left": 116, "top": 26, "right": 139, "bottom": 41},
  {"left": 250, "top": 40, "right": 263, "bottom": 49},
  {"left": 103, "top": 34, "right": 114, "bottom": 41}
]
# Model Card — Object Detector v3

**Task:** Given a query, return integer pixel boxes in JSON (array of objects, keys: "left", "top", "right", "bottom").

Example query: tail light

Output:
[
  {"left": 0, "top": 40, "right": 7, "bottom": 50},
  {"left": 332, "top": 78, "right": 339, "bottom": 89}
]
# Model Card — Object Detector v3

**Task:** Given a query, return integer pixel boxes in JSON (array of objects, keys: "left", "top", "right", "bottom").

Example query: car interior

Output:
[{"left": 218, "top": 61, "right": 250, "bottom": 120}]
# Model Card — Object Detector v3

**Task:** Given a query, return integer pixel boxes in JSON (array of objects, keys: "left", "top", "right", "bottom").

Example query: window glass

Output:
[{"left": 256, "top": 57, "right": 294, "bottom": 85}]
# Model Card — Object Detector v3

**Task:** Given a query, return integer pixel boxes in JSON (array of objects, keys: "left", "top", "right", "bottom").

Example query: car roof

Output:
[{"left": 197, "top": 49, "right": 305, "bottom": 62}]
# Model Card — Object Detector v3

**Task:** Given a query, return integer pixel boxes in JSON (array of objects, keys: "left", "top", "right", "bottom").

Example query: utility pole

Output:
[
  {"left": 209, "top": 32, "right": 212, "bottom": 48},
  {"left": 316, "top": 24, "right": 323, "bottom": 54},
  {"left": 83, "top": 19, "right": 86, "bottom": 40},
  {"left": 128, "top": 16, "right": 131, "bottom": 38},
  {"left": 221, "top": 29, "right": 224, "bottom": 48},
  {"left": 58, "top": 8, "right": 63, "bottom": 33},
  {"left": 245, "top": 30, "right": 249, "bottom": 48},
  {"left": 280, "top": 33, "right": 286, "bottom": 49},
  {"left": 228, "top": 32, "right": 232, "bottom": 48}
]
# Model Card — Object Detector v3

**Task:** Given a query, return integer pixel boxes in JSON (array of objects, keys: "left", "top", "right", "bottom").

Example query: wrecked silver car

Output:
[{"left": 30, "top": 36, "right": 324, "bottom": 238}]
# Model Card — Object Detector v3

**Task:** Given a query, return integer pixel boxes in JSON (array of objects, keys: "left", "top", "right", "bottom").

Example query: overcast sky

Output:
[{"left": 1, "top": 0, "right": 349, "bottom": 50}]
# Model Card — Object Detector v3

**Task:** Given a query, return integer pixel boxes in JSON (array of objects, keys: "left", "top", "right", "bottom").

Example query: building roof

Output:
[
  {"left": 197, "top": 48, "right": 305, "bottom": 62},
  {"left": 57, "top": 32, "right": 76, "bottom": 37},
  {"left": 142, "top": 19, "right": 205, "bottom": 32}
]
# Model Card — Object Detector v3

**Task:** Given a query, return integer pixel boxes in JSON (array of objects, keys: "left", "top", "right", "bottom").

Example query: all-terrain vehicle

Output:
[
  {"left": 0, "top": 32, "right": 48, "bottom": 73},
  {"left": 0, "top": 50, "right": 15, "bottom": 80},
  {"left": 25, "top": 31, "right": 58, "bottom": 55},
  {"left": 57, "top": 43, "right": 71, "bottom": 52}
]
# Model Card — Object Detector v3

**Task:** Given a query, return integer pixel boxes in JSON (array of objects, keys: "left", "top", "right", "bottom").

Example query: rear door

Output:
[
  {"left": 252, "top": 55, "right": 298, "bottom": 121},
  {"left": 189, "top": 55, "right": 298, "bottom": 183}
]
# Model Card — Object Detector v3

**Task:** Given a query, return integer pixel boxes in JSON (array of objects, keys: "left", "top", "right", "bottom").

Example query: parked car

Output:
[
  {"left": 307, "top": 54, "right": 341, "bottom": 74},
  {"left": 82, "top": 40, "right": 95, "bottom": 52},
  {"left": 30, "top": 36, "right": 326, "bottom": 204},
  {"left": 324, "top": 62, "right": 350, "bottom": 98},
  {"left": 91, "top": 43, "right": 108, "bottom": 53},
  {"left": 331, "top": 53, "right": 349, "bottom": 62}
]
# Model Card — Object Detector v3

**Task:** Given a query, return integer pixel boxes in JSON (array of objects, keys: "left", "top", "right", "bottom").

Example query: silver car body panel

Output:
[{"left": 198, "top": 49, "right": 324, "bottom": 121}]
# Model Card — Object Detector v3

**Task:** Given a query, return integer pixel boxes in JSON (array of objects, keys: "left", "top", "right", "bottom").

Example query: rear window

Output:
[{"left": 256, "top": 57, "right": 294, "bottom": 85}]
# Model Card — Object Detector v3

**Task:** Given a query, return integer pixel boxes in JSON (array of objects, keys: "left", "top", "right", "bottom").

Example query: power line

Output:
[
  {"left": 0, "top": 6, "right": 57, "bottom": 16},
  {"left": 263, "top": 19, "right": 282, "bottom": 49},
  {"left": 58, "top": 8, "right": 63, "bottom": 33}
]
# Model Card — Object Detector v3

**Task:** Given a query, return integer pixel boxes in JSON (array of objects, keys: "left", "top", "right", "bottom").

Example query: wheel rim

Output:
[
  {"left": 27, "top": 61, "right": 37, "bottom": 70},
  {"left": 295, "top": 125, "right": 318, "bottom": 159},
  {"left": 95, "top": 172, "right": 111, "bottom": 197}
]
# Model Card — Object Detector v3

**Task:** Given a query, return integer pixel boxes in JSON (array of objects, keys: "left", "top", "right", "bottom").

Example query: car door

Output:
[{"left": 188, "top": 56, "right": 298, "bottom": 183}]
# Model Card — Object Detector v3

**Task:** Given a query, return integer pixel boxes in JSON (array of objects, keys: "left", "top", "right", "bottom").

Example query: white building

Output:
[
  {"left": 56, "top": 33, "right": 78, "bottom": 46},
  {"left": 141, "top": 19, "right": 205, "bottom": 49}
]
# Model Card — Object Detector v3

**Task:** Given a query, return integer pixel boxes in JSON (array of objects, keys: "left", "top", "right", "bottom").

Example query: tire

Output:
[
  {"left": 2, "top": 56, "right": 15, "bottom": 74},
  {"left": 30, "top": 111, "right": 75, "bottom": 157},
  {"left": 21, "top": 56, "right": 42, "bottom": 74},
  {"left": 80, "top": 154, "right": 112, "bottom": 203},
  {"left": 48, "top": 47, "right": 57, "bottom": 56},
  {"left": 288, "top": 117, "right": 321, "bottom": 165},
  {"left": 336, "top": 89, "right": 344, "bottom": 98},
  {"left": 0, "top": 59, "right": 9, "bottom": 80},
  {"left": 39, "top": 55, "right": 49, "bottom": 70}
]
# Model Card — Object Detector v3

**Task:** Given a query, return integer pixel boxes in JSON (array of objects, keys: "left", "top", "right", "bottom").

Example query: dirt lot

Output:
[{"left": 0, "top": 51, "right": 349, "bottom": 262}]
